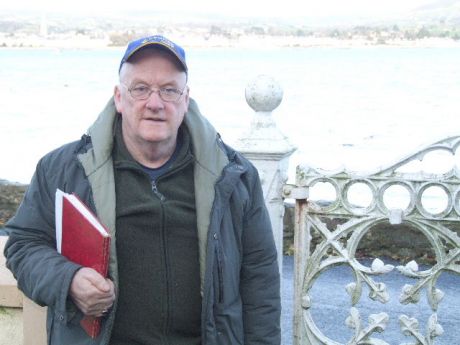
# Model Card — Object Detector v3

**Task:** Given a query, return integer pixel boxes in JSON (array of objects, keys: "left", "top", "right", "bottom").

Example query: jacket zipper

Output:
[
  {"left": 151, "top": 180, "right": 166, "bottom": 201},
  {"left": 214, "top": 234, "right": 224, "bottom": 304}
]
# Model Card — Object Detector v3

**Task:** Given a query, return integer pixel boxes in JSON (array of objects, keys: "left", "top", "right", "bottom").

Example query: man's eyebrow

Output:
[
  {"left": 127, "top": 78, "right": 182, "bottom": 87},
  {"left": 127, "top": 78, "right": 148, "bottom": 85}
]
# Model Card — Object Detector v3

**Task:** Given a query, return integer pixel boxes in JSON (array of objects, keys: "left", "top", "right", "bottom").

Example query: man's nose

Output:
[{"left": 145, "top": 89, "right": 164, "bottom": 110}]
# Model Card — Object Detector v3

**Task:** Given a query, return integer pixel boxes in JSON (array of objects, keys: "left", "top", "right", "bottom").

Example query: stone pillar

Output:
[
  {"left": 235, "top": 75, "right": 296, "bottom": 274},
  {"left": 23, "top": 297, "right": 46, "bottom": 345},
  {"left": 0, "top": 236, "right": 23, "bottom": 345},
  {"left": 0, "top": 236, "right": 46, "bottom": 345}
]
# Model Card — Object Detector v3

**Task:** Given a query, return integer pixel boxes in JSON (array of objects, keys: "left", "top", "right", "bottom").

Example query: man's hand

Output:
[{"left": 69, "top": 267, "right": 115, "bottom": 317}]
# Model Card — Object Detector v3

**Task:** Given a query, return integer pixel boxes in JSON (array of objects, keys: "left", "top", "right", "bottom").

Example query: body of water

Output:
[{"left": 1, "top": 45, "right": 460, "bottom": 184}]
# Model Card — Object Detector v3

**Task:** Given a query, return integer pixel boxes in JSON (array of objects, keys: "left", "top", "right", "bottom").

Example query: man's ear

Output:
[
  {"left": 114, "top": 85, "right": 123, "bottom": 113},
  {"left": 184, "top": 86, "right": 190, "bottom": 110}
]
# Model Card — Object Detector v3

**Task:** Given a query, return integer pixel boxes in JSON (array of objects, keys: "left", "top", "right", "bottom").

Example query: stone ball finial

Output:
[{"left": 245, "top": 75, "right": 283, "bottom": 112}]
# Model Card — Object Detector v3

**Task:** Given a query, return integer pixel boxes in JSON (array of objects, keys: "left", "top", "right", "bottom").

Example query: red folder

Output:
[{"left": 55, "top": 189, "right": 111, "bottom": 339}]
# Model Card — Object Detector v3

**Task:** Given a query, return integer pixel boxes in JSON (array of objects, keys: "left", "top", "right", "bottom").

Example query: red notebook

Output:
[{"left": 55, "top": 189, "right": 111, "bottom": 339}]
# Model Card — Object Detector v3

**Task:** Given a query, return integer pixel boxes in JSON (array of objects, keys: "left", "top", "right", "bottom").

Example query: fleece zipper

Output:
[{"left": 149, "top": 155, "right": 194, "bottom": 340}]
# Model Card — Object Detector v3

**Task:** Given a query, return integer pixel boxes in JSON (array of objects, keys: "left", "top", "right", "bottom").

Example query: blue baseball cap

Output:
[{"left": 119, "top": 35, "right": 187, "bottom": 74}]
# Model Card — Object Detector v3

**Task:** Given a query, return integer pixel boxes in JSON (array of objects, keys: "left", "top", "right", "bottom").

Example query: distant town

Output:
[{"left": 1, "top": 8, "right": 460, "bottom": 49}]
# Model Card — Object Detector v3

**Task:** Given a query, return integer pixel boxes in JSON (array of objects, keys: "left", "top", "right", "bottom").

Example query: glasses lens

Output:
[
  {"left": 126, "top": 85, "right": 185, "bottom": 102},
  {"left": 159, "top": 88, "right": 181, "bottom": 102},
  {"left": 130, "top": 86, "right": 150, "bottom": 100}
]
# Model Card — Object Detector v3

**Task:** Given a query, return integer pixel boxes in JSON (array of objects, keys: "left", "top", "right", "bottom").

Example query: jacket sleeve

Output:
[
  {"left": 4, "top": 156, "right": 82, "bottom": 323},
  {"left": 240, "top": 168, "right": 281, "bottom": 344}
]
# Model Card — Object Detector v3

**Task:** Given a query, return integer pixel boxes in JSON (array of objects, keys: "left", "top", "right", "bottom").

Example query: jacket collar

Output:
[{"left": 85, "top": 97, "right": 229, "bottom": 175}]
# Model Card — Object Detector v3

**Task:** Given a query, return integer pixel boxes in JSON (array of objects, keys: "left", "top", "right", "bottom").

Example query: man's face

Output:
[{"left": 114, "top": 49, "right": 189, "bottom": 152}]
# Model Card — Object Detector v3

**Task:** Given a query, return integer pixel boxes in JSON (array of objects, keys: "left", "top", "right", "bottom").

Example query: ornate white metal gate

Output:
[{"left": 284, "top": 137, "right": 460, "bottom": 345}]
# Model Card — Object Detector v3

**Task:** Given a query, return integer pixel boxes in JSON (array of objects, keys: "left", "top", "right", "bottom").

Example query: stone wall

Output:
[
  {"left": 0, "top": 236, "right": 47, "bottom": 345},
  {"left": 0, "top": 236, "right": 23, "bottom": 345},
  {"left": 0, "top": 182, "right": 26, "bottom": 230},
  {"left": 0, "top": 183, "right": 47, "bottom": 345}
]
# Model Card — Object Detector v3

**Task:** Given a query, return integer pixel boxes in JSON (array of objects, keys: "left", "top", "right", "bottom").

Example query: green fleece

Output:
[{"left": 109, "top": 121, "right": 201, "bottom": 344}]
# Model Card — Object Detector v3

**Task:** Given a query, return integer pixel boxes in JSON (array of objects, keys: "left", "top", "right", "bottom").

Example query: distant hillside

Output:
[
  {"left": 1, "top": 3, "right": 459, "bottom": 46},
  {"left": 416, "top": 0, "right": 460, "bottom": 11},
  {"left": 411, "top": 0, "right": 460, "bottom": 24}
]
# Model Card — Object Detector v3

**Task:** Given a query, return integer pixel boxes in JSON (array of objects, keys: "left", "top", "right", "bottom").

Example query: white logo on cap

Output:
[{"left": 142, "top": 36, "right": 175, "bottom": 50}]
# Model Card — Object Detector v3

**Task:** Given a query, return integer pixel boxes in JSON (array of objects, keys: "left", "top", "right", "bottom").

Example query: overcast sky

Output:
[{"left": 3, "top": 0, "right": 440, "bottom": 18}]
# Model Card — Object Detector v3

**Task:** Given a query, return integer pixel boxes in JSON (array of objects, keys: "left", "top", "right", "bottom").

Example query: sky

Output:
[{"left": 2, "top": 0, "right": 442, "bottom": 19}]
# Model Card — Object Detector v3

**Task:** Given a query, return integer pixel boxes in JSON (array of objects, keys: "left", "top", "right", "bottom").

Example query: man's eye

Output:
[
  {"left": 133, "top": 86, "right": 149, "bottom": 93},
  {"left": 163, "top": 88, "right": 179, "bottom": 95}
]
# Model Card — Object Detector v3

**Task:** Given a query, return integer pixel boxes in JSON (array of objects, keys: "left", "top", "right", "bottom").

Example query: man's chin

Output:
[{"left": 141, "top": 134, "right": 172, "bottom": 145}]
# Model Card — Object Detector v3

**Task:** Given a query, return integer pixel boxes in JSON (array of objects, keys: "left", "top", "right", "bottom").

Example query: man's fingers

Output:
[
  {"left": 70, "top": 268, "right": 115, "bottom": 315},
  {"left": 84, "top": 302, "right": 113, "bottom": 316},
  {"left": 83, "top": 269, "right": 111, "bottom": 292},
  {"left": 104, "top": 278, "right": 116, "bottom": 297}
]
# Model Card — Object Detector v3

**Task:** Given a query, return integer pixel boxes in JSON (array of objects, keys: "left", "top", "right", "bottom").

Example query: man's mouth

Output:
[{"left": 144, "top": 117, "right": 165, "bottom": 122}]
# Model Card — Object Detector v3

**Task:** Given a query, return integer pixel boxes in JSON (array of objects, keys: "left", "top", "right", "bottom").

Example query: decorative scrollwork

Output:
[
  {"left": 345, "top": 307, "right": 390, "bottom": 345},
  {"left": 399, "top": 314, "right": 444, "bottom": 345},
  {"left": 397, "top": 245, "right": 459, "bottom": 310},
  {"left": 292, "top": 136, "right": 460, "bottom": 344}
]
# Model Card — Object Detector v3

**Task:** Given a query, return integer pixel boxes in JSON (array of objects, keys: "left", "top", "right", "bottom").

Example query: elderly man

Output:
[{"left": 4, "top": 35, "right": 280, "bottom": 345}]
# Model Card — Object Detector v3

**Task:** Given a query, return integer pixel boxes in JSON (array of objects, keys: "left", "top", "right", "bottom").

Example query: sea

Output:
[{"left": 1, "top": 44, "right": 460, "bottom": 185}]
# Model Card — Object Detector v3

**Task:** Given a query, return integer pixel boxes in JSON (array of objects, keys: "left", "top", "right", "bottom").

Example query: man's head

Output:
[{"left": 114, "top": 35, "right": 190, "bottom": 164}]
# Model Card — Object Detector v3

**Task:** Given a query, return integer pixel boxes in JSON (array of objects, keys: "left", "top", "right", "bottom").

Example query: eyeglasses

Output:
[{"left": 121, "top": 83, "right": 186, "bottom": 102}]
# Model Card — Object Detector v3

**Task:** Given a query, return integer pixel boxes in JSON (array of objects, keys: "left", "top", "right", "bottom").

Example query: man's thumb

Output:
[{"left": 86, "top": 269, "right": 110, "bottom": 291}]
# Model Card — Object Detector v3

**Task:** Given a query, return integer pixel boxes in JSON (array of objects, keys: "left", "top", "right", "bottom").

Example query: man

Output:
[{"left": 4, "top": 35, "right": 280, "bottom": 344}]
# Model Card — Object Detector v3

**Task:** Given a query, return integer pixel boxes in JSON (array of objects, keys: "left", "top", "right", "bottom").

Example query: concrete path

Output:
[{"left": 281, "top": 255, "right": 460, "bottom": 345}]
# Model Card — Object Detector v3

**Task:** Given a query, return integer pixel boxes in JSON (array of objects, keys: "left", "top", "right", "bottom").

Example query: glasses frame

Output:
[{"left": 121, "top": 83, "right": 187, "bottom": 103}]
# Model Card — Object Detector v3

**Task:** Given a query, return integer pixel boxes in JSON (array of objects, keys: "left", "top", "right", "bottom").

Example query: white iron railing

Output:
[{"left": 284, "top": 136, "right": 460, "bottom": 345}]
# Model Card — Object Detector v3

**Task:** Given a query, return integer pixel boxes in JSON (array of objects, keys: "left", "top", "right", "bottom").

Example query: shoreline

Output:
[{"left": 1, "top": 35, "right": 460, "bottom": 50}]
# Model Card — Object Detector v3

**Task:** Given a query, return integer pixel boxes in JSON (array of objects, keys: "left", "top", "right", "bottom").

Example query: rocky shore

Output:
[
  {"left": 2, "top": 35, "right": 459, "bottom": 50},
  {"left": 0, "top": 180, "right": 26, "bottom": 232}
]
